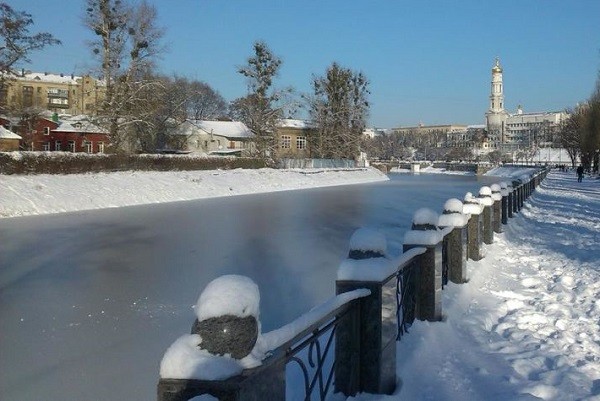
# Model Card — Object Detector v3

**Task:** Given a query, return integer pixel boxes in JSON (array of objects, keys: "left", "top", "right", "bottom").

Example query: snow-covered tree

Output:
[
  {"left": 84, "top": 0, "right": 164, "bottom": 152},
  {"left": 308, "top": 62, "right": 370, "bottom": 160},
  {"left": 0, "top": 2, "right": 60, "bottom": 110},
  {"left": 231, "top": 41, "right": 294, "bottom": 160}
]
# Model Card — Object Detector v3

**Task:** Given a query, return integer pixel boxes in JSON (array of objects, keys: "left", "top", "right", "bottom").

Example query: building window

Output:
[
  {"left": 55, "top": 141, "right": 61, "bottom": 151},
  {"left": 43, "top": 127, "right": 50, "bottom": 135},
  {"left": 296, "top": 136, "right": 306, "bottom": 150},
  {"left": 22, "top": 86, "right": 33, "bottom": 107},
  {"left": 42, "top": 142, "right": 50, "bottom": 151},
  {"left": 68, "top": 141, "right": 75, "bottom": 152},
  {"left": 84, "top": 141, "right": 93, "bottom": 153},
  {"left": 98, "top": 142, "right": 104, "bottom": 153},
  {"left": 280, "top": 135, "right": 291, "bottom": 149}
]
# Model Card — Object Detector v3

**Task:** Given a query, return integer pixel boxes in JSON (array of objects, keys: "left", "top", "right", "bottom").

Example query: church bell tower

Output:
[{"left": 485, "top": 58, "right": 508, "bottom": 142}]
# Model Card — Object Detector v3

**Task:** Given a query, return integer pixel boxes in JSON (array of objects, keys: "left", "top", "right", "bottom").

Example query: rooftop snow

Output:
[
  {"left": 191, "top": 120, "right": 254, "bottom": 139},
  {"left": 0, "top": 126, "right": 21, "bottom": 139},
  {"left": 277, "top": 119, "right": 314, "bottom": 129}
]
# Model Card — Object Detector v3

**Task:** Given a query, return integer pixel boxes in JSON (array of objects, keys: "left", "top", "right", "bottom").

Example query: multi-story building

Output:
[
  {"left": 484, "top": 59, "right": 567, "bottom": 151},
  {"left": 275, "top": 119, "right": 315, "bottom": 159},
  {"left": 0, "top": 70, "right": 104, "bottom": 115}
]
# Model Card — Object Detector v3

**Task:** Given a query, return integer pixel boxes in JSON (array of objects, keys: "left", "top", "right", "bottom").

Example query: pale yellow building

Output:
[{"left": 1, "top": 71, "right": 105, "bottom": 115}]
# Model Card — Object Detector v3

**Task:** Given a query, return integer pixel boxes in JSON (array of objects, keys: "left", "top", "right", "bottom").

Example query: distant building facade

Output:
[
  {"left": 275, "top": 119, "right": 315, "bottom": 159},
  {"left": 0, "top": 114, "right": 109, "bottom": 153},
  {"left": 0, "top": 70, "right": 105, "bottom": 115},
  {"left": 168, "top": 120, "right": 255, "bottom": 156},
  {"left": 483, "top": 59, "right": 567, "bottom": 151}
]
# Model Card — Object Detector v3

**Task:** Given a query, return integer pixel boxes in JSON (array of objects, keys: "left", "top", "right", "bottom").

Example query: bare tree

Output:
[
  {"left": 84, "top": 0, "right": 164, "bottom": 152},
  {"left": 0, "top": 3, "right": 60, "bottom": 110},
  {"left": 186, "top": 79, "right": 227, "bottom": 121},
  {"left": 581, "top": 87, "right": 600, "bottom": 173},
  {"left": 557, "top": 107, "right": 584, "bottom": 168},
  {"left": 308, "top": 62, "right": 370, "bottom": 159},
  {"left": 132, "top": 75, "right": 228, "bottom": 152}
]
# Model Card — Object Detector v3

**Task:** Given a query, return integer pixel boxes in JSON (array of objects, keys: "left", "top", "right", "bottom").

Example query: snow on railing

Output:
[{"left": 156, "top": 166, "right": 551, "bottom": 401}]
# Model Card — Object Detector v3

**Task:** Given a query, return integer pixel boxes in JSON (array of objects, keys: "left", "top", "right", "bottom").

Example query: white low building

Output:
[{"left": 168, "top": 120, "right": 255, "bottom": 156}]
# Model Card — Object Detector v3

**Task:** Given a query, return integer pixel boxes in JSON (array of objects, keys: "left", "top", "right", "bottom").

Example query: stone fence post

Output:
[
  {"left": 506, "top": 182, "right": 514, "bottom": 219},
  {"left": 490, "top": 184, "right": 503, "bottom": 233},
  {"left": 438, "top": 199, "right": 468, "bottom": 284},
  {"left": 403, "top": 209, "right": 443, "bottom": 322},
  {"left": 463, "top": 193, "right": 483, "bottom": 261},
  {"left": 157, "top": 275, "right": 285, "bottom": 401},
  {"left": 500, "top": 182, "right": 509, "bottom": 224},
  {"left": 335, "top": 228, "right": 397, "bottom": 396},
  {"left": 478, "top": 186, "right": 494, "bottom": 244},
  {"left": 512, "top": 180, "right": 522, "bottom": 212}
]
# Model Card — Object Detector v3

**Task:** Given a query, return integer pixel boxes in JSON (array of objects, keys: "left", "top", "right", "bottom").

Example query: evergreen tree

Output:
[
  {"left": 231, "top": 41, "right": 290, "bottom": 160},
  {"left": 309, "top": 62, "right": 369, "bottom": 159}
]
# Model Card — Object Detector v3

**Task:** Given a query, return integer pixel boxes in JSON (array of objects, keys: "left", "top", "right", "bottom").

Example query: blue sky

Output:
[{"left": 11, "top": 0, "right": 600, "bottom": 128}]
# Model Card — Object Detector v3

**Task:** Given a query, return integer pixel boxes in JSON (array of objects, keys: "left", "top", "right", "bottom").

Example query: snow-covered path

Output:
[{"left": 384, "top": 171, "right": 600, "bottom": 401}]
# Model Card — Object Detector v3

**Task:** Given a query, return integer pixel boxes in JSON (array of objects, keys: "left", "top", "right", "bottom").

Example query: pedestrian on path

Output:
[{"left": 576, "top": 165, "right": 584, "bottom": 182}]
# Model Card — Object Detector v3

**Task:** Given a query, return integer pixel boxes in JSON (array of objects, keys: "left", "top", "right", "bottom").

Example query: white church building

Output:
[{"left": 484, "top": 58, "right": 568, "bottom": 152}]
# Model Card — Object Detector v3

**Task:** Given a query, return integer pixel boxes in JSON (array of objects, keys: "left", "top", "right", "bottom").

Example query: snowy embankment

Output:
[
  {"left": 357, "top": 170, "right": 599, "bottom": 401},
  {"left": 0, "top": 167, "right": 387, "bottom": 218}
]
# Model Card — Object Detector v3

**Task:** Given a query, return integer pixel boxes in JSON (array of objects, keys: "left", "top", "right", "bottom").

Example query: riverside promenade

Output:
[{"left": 392, "top": 170, "right": 600, "bottom": 401}]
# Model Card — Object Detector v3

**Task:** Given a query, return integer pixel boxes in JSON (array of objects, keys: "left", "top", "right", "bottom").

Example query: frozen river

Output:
[{"left": 0, "top": 173, "right": 498, "bottom": 401}]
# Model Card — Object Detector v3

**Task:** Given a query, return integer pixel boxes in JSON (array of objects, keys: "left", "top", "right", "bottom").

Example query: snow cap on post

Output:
[
  {"left": 195, "top": 275, "right": 260, "bottom": 322},
  {"left": 490, "top": 184, "right": 502, "bottom": 201},
  {"left": 478, "top": 186, "right": 494, "bottom": 206},
  {"left": 193, "top": 275, "right": 260, "bottom": 360},
  {"left": 463, "top": 192, "right": 483, "bottom": 215},
  {"left": 439, "top": 198, "right": 468, "bottom": 228},
  {"left": 338, "top": 228, "right": 395, "bottom": 281},
  {"left": 500, "top": 181, "right": 509, "bottom": 196},
  {"left": 348, "top": 227, "right": 387, "bottom": 259},
  {"left": 403, "top": 208, "right": 443, "bottom": 245}
]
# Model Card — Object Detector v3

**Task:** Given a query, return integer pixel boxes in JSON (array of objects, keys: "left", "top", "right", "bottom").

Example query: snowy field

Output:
[{"left": 0, "top": 167, "right": 388, "bottom": 218}]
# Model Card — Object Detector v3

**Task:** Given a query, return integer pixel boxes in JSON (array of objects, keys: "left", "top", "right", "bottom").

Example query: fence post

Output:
[
  {"left": 463, "top": 193, "right": 483, "bottom": 261},
  {"left": 478, "top": 186, "right": 494, "bottom": 244},
  {"left": 438, "top": 199, "right": 468, "bottom": 284},
  {"left": 500, "top": 182, "right": 509, "bottom": 224},
  {"left": 512, "top": 180, "right": 522, "bottom": 212},
  {"left": 157, "top": 275, "right": 285, "bottom": 401},
  {"left": 403, "top": 209, "right": 443, "bottom": 322},
  {"left": 490, "top": 184, "right": 503, "bottom": 233},
  {"left": 335, "top": 228, "right": 397, "bottom": 396},
  {"left": 506, "top": 182, "right": 514, "bottom": 219}
]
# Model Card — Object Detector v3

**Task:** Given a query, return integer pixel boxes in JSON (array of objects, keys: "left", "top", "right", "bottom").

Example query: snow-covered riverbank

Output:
[
  {"left": 372, "top": 170, "right": 600, "bottom": 401},
  {"left": 0, "top": 167, "right": 388, "bottom": 218}
]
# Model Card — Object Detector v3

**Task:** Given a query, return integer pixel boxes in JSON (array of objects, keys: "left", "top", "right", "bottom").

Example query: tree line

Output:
[
  {"left": 557, "top": 82, "right": 600, "bottom": 172},
  {"left": 0, "top": 0, "right": 369, "bottom": 160}
]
